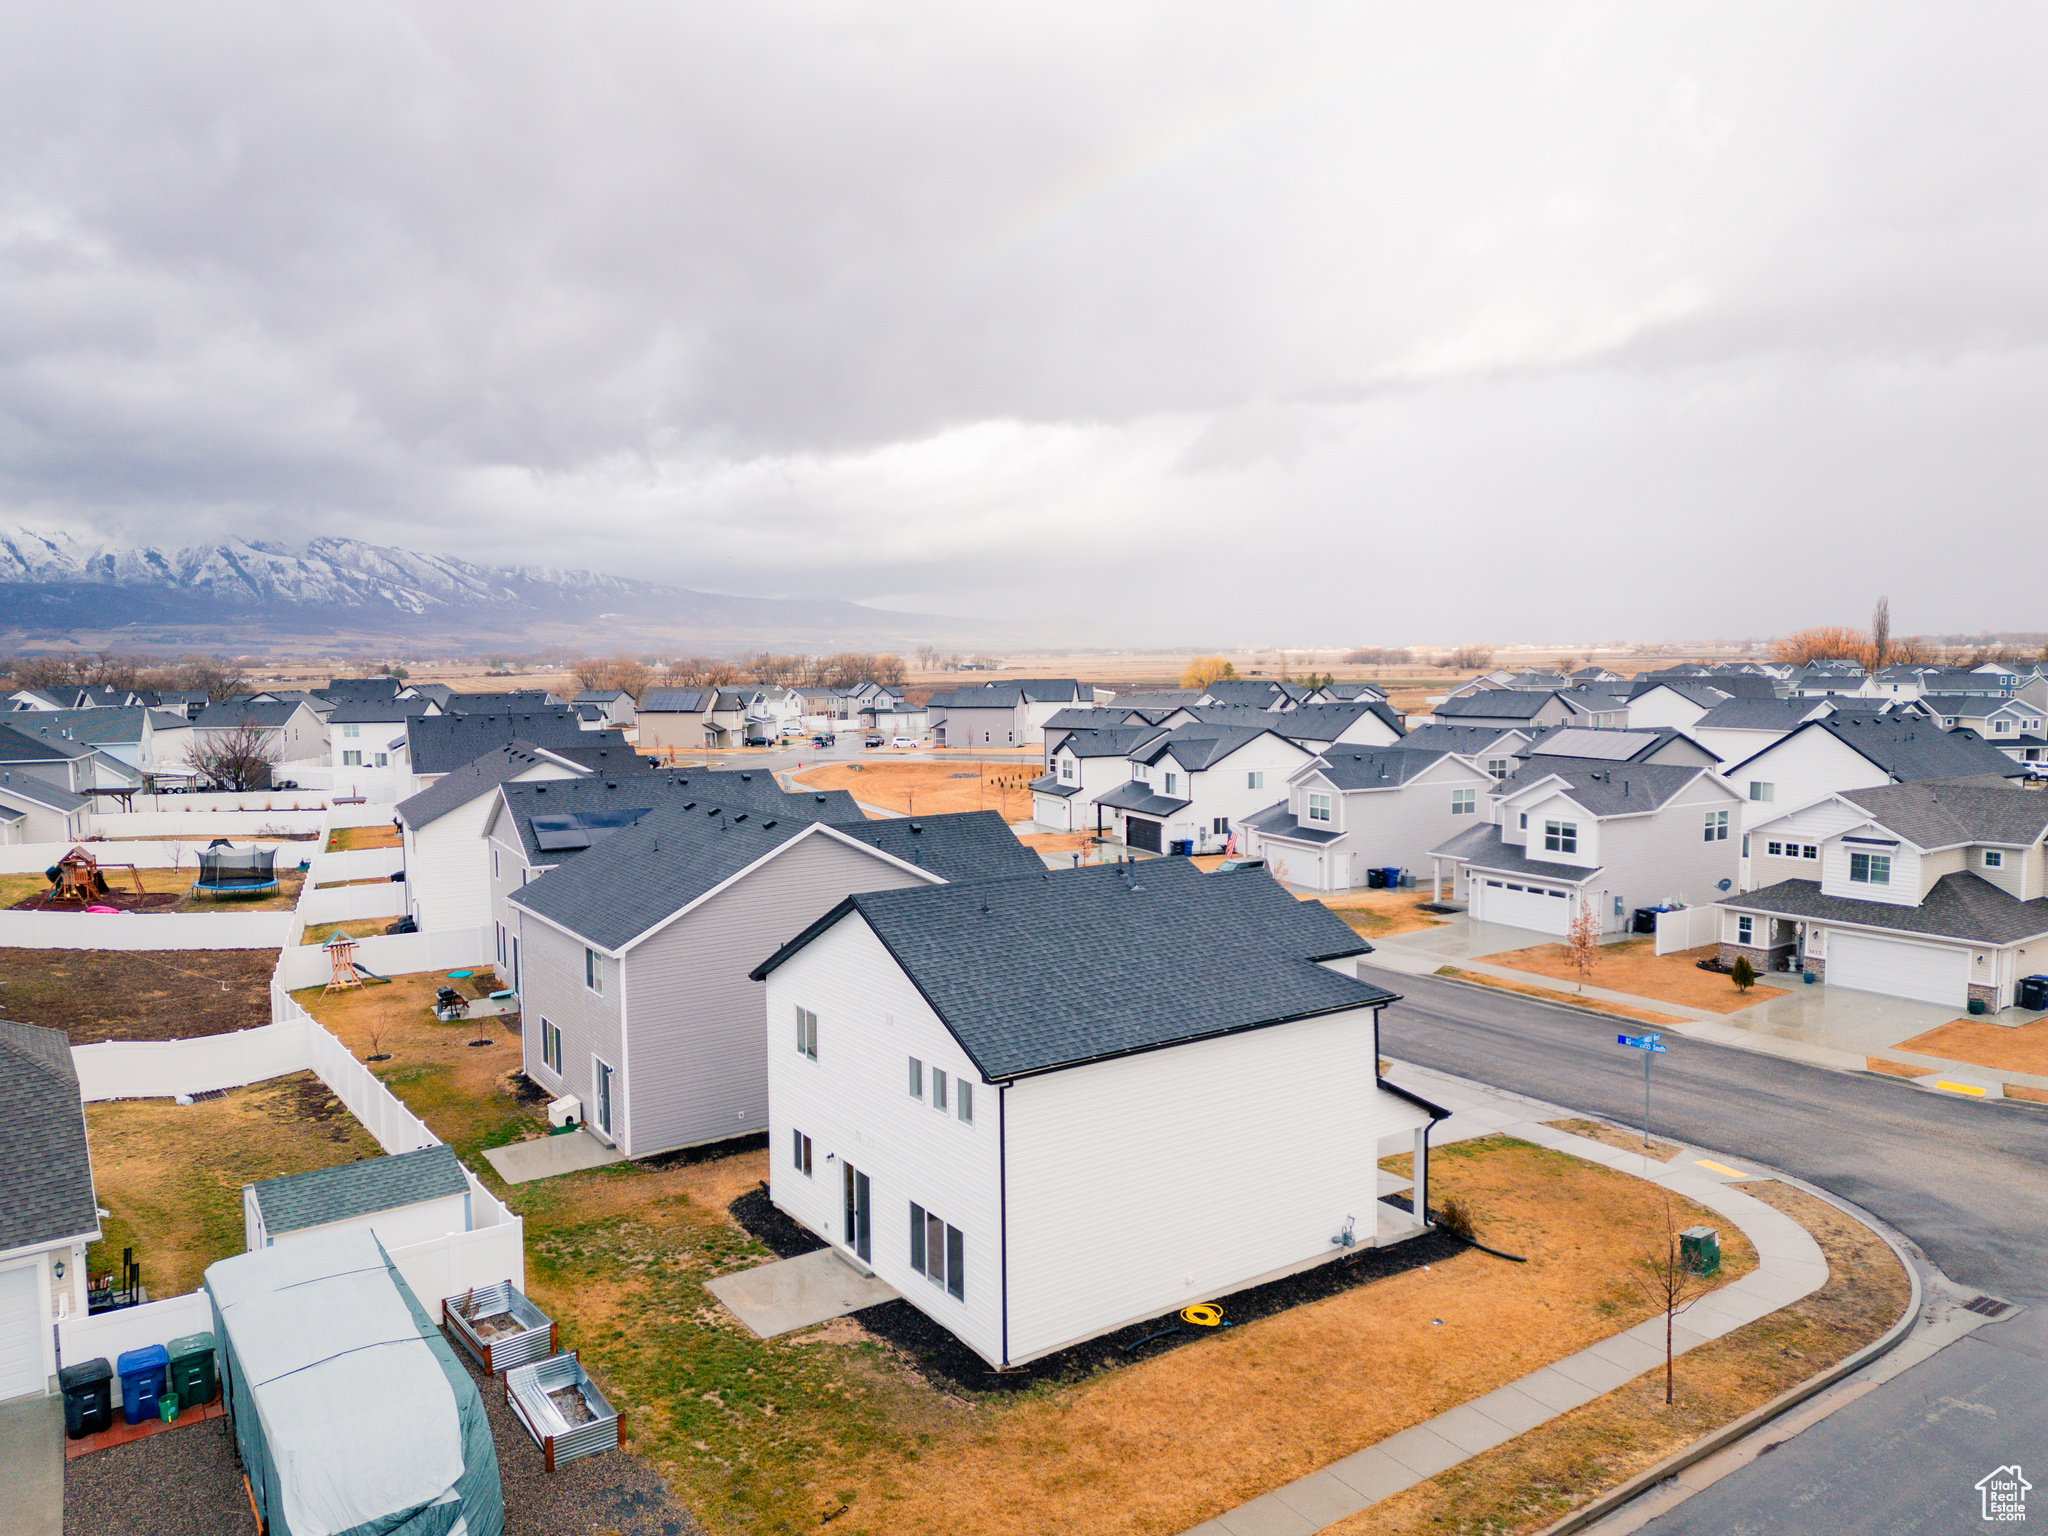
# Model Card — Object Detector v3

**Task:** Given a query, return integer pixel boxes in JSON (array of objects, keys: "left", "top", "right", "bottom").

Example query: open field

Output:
[
  {"left": 293, "top": 971, "right": 539, "bottom": 1164},
  {"left": 790, "top": 760, "right": 1039, "bottom": 820},
  {"left": 1895, "top": 1016, "right": 2048, "bottom": 1077},
  {"left": 85, "top": 1071, "right": 382, "bottom": 1298},
  {"left": 1488, "top": 940, "right": 1786, "bottom": 1014},
  {"left": 1436, "top": 966, "right": 1686, "bottom": 1027},
  {"left": 486, "top": 1134, "right": 1757, "bottom": 1536},
  {"left": 1325, "top": 1180, "right": 1910, "bottom": 1535},
  {"left": 0, "top": 948, "right": 279, "bottom": 1042}
]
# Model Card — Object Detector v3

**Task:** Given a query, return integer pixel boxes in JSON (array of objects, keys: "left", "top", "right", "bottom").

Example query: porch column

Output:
[
  {"left": 1431, "top": 857, "right": 1442, "bottom": 902},
  {"left": 1412, "top": 1124, "right": 1430, "bottom": 1230}
]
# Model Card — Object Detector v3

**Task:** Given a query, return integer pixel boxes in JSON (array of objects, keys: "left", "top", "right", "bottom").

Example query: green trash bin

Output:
[{"left": 166, "top": 1332, "right": 218, "bottom": 1411}]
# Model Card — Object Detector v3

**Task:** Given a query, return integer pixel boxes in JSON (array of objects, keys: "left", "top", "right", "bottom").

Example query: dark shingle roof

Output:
[
  {"left": 323, "top": 698, "right": 438, "bottom": 724},
  {"left": 0, "top": 722, "right": 97, "bottom": 761},
  {"left": 1727, "top": 717, "right": 2028, "bottom": 784},
  {"left": 494, "top": 771, "right": 859, "bottom": 866},
  {"left": 405, "top": 712, "right": 596, "bottom": 775},
  {"left": 7, "top": 707, "right": 160, "bottom": 747},
  {"left": 1838, "top": 781, "right": 2048, "bottom": 849},
  {"left": 395, "top": 744, "right": 579, "bottom": 831},
  {"left": 1398, "top": 724, "right": 1528, "bottom": 757},
  {"left": 823, "top": 811, "right": 1046, "bottom": 884},
  {"left": 1092, "top": 780, "right": 1192, "bottom": 816},
  {"left": 1199, "top": 681, "right": 1294, "bottom": 709},
  {"left": 1722, "top": 873, "right": 2048, "bottom": 946},
  {"left": 1630, "top": 680, "right": 1733, "bottom": 707},
  {"left": 0, "top": 775, "right": 90, "bottom": 814},
  {"left": 247, "top": 1144, "right": 468, "bottom": 1235},
  {"left": 751, "top": 859, "right": 1392, "bottom": 1080},
  {"left": 1497, "top": 756, "right": 1709, "bottom": 815},
  {"left": 1434, "top": 691, "right": 1564, "bottom": 720},
  {"left": 1693, "top": 700, "right": 1826, "bottom": 732},
  {"left": 315, "top": 677, "right": 403, "bottom": 701},
  {"left": 0, "top": 1020, "right": 98, "bottom": 1252},
  {"left": 1306, "top": 747, "right": 1457, "bottom": 790},
  {"left": 1136, "top": 724, "right": 1295, "bottom": 772},
  {"left": 1049, "top": 726, "right": 1166, "bottom": 761},
  {"left": 1105, "top": 689, "right": 1203, "bottom": 710},
  {"left": 1430, "top": 822, "right": 1599, "bottom": 882},
  {"left": 1192, "top": 701, "right": 1404, "bottom": 742},
  {"left": 191, "top": 700, "right": 308, "bottom": 730}
]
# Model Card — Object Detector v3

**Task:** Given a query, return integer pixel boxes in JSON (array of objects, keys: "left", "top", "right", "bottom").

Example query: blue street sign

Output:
[{"left": 1616, "top": 1033, "right": 1668, "bottom": 1053}]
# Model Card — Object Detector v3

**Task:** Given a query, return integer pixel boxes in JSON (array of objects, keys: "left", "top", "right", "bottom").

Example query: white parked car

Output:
[{"left": 892, "top": 736, "right": 921, "bottom": 748}]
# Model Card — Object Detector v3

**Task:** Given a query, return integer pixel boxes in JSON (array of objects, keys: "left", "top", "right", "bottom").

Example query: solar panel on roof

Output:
[{"left": 1533, "top": 729, "right": 1659, "bottom": 760}]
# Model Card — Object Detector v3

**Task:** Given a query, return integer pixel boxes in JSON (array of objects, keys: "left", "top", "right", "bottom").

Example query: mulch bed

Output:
[
  {"left": 727, "top": 1185, "right": 1465, "bottom": 1396},
  {"left": 10, "top": 888, "right": 181, "bottom": 912},
  {"left": 0, "top": 948, "right": 278, "bottom": 1043}
]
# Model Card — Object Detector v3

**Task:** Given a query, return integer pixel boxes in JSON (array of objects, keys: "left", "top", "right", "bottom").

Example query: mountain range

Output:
[{"left": 0, "top": 531, "right": 972, "bottom": 652}]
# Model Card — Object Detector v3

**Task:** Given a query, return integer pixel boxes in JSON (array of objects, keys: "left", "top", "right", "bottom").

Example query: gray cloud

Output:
[{"left": 2, "top": 2, "right": 2046, "bottom": 643}]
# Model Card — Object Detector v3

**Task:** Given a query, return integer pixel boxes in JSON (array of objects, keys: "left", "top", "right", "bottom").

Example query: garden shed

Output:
[
  {"left": 244, "top": 1144, "right": 472, "bottom": 1253},
  {"left": 205, "top": 1228, "right": 503, "bottom": 1536}
]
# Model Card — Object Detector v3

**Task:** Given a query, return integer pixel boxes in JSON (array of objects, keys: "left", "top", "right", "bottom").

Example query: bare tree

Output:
[
  {"left": 174, "top": 656, "right": 251, "bottom": 701},
  {"left": 1870, "top": 596, "right": 1892, "bottom": 671},
  {"left": 572, "top": 655, "right": 654, "bottom": 700},
  {"left": 1342, "top": 646, "right": 1414, "bottom": 666},
  {"left": 1632, "top": 1193, "right": 1714, "bottom": 1405},
  {"left": 1565, "top": 899, "right": 1601, "bottom": 992},
  {"left": 188, "top": 721, "right": 282, "bottom": 792},
  {"left": 1441, "top": 643, "right": 1495, "bottom": 670}
]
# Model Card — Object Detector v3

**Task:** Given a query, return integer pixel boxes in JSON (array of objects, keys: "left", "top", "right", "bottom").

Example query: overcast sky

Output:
[{"left": 3, "top": 3, "right": 2045, "bottom": 646}]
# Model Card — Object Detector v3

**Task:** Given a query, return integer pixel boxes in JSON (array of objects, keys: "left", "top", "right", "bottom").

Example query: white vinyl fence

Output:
[
  {"left": 276, "top": 925, "right": 492, "bottom": 990},
  {"left": 57, "top": 1292, "right": 215, "bottom": 1408},
  {"left": 327, "top": 798, "right": 407, "bottom": 828},
  {"left": 307, "top": 846, "right": 403, "bottom": 884},
  {"left": 0, "top": 908, "right": 294, "bottom": 951},
  {"left": 124, "top": 791, "right": 335, "bottom": 814},
  {"left": 89, "top": 809, "right": 326, "bottom": 840},
  {"left": 0, "top": 840, "right": 198, "bottom": 874},
  {"left": 1654, "top": 903, "right": 1724, "bottom": 955},
  {"left": 298, "top": 881, "right": 407, "bottom": 926}
]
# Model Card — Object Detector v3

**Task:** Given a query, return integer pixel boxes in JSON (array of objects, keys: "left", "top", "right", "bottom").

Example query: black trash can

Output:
[
  {"left": 1632, "top": 907, "right": 1659, "bottom": 935},
  {"left": 59, "top": 1357, "right": 114, "bottom": 1440},
  {"left": 2019, "top": 975, "right": 2048, "bottom": 1012},
  {"left": 1367, "top": 868, "right": 1386, "bottom": 888}
]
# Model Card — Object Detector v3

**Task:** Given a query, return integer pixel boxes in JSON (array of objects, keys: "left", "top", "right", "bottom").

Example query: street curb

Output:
[{"left": 1529, "top": 1166, "right": 1926, "bottom": 1536}]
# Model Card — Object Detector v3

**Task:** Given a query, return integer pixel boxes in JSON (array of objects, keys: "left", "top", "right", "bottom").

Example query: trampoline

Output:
[{"left": 192, "top": 841, "right": 281, "bottom": 899}]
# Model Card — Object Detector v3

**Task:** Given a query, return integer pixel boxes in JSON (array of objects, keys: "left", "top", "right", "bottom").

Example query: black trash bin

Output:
[
  {"left": 1632, "top": 907, "right": 1659, "bottom": 935},
  {"left": 2019, "top": 975, "right": 2048, "bottom": 1012},
  {"left": 59, "top": 1357, "right": 114, "bottom": 1440},
  {"left": 1366, "top": 868, "right": 1386, "bottom": 889}
]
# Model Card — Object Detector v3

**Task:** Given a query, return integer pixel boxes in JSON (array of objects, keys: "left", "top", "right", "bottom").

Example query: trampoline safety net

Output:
[{"left": 196, "top": 843, "right": 280, "bottom": 890}]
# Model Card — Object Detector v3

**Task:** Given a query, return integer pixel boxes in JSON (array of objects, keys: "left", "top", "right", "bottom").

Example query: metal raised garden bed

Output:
[
  {"left": 441, "top": 1281, "right": 557, "bottom": 1375},
  {"left": 505, "top": 1352, "right": 624, "bottom": 1472}
]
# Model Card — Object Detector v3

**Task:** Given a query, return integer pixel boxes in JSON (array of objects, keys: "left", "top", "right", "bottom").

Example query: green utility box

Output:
[
  {"left": 1679, "top": 1226, "right": 1721, "bottom": 1277},
  {"left": 166, "top": 1332, "right": 218, "bottom": 1411}
]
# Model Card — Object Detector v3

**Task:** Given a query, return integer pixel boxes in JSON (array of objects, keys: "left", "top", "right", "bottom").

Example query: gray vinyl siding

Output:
[
  {"left": 616, "top": 832, "right": 941, "bottom": 1158},
  {"left": 517, "top": 913, "right": 627, "bottom": 1140},
  {"left": 1591, "top": 782, "right": 1744, "bottom": 921}
]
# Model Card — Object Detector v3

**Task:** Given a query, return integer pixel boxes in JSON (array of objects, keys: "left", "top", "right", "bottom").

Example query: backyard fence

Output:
[
  {"left": 0, "top": 908, "right": 295, "bottom": 951},
  {"left": 298, "top": 880, "right": 408, "bottom": 926},
  {"left": 1654, "top": 903, "right": 1723, "bottom": 956},
  {"left": 275, "top": 925, "right": 492, "bottom": 990},
  {"left": 306, "top": 845, "right": 403, "bottom": 884},
  {"left": 88, "top": 809, "right": 326, "bottom": 840}
]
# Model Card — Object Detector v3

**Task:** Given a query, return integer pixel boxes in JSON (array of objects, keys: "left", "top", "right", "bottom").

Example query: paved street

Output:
[{"left": 1375, "top": 968, "right": 2048, "bottom": 1536}]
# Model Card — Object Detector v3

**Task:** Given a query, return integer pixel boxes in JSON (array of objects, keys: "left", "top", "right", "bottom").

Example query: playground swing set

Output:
[{"left": 41, "top": 846, "right": 146, "bottom": 908}]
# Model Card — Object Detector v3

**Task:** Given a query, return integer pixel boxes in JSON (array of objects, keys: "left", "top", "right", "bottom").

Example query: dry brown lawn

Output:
[
  {"left": 1894, "top": 1016, "right": 2048, "bottom": 1077},
  {"left": 1866, "top": 1057, "right": 1928, "bottom": 1080},
  {"left": 1487, "top": 940, "right": 1786, "bottom": 1014},
  {"left": 85, "top": 1072, "right": 382, "bottom": 1298},
  {"left": 0, "top": 865, "right": 306, "bottom": 912},
  {"left": 2007, "top": 1083, "right": 2048, "bottom": 1104},
  {"left": 791, "top": 761, "right": 1039, "bottom": 820},
  {"left": 0, "top": 948, "right": 280, "bottom": 1043},
  {"left": 1015, "top": 830, "right": 1093, "bottom": 855},
  {"left": 1546, "top": 1118, "right": 1684, "bottom": 1159},
  {"left": 1326, "top": 1181, "right": 1910, "bottom": 1535},
  {"left": 327, "top": 823, "right": 401, "bottom": 851},
  {"left": 1437, "top": 967, "right": 1685, "bottom": 1027},
  {"left": 1317, "top": 887, "right": 1451, "bottom": 938}
]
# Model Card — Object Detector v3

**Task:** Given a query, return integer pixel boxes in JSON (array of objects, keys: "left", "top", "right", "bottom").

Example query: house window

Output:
[
  {"left": 1163, "top": 772, "right": 1179, "bottom": 796},
  {"left": 540, "top": 1018, "right": 561, "bottom": 1073},
  {"left": 343, "top": 723, "right": 360, "bottom": 738},
  {"left": 495, "top": 922, "right": 506, "bottom": 964},
  {"left": 1985, "top": 849, "right": 2004, "bottom": 868},
  {"left": 792, "top": 1130, "right": 813, "bottom": 1177},
  {"left": 1212, "top": 816, "right": 1230, "bottom": 835},
  {"left": 592, "top": 1058, "right": 614, "bottom": 1136},
  {"left": 373, "top": 752, "right": 388, "bottom": 767},
  {"left": 1737, "top": 915, "right": 1753, "bottom": 944},
  {"left": 1767, "top": 841, "right": 1783, "bottom": 856},
  {"left": 908, "top": 1057, "right": 923, "bottom": 1098},
  {"left": 909, "top": 1203, "right": 966, "bottom": 1301},
  {"left": 1307, "top": 793, "right": 1332, "bottom": 823},
  {"left": 1749, "top": 782, "right": 1774, "bottom": 801},
  {"left": 1995, "top": 719, "right": 2014, "bottom": 733},
  {"left": 957, "top": 1080, "right": 973, "bottom": 1124},
  {"left": 1849, "top": 852, "right": 1891, "bottom": 886},
  {"left": 1059, "top": 758, "right": 1075, "bottom": 781},
  {"left": 932, "top": 1068, "right": 948, "bottom": 1113},
  {"left": 1519, "top": 812, "right": 1528, "bottom": 830},
  {"left": 1486, "top": 758, "right": 1509, "bottom": 780},
  {"left": 1451, "top": 788, "right": 1476, "bottom": 816},
  {"left": 341, "top": 750, "right": 362, "bottom": 766},
  {"left": 1247, "top": 771, "right": 1265, "bottom": 790},
  {"left": 1704, "top": 810, "right": 1729, "bottom": 842},
  {"left": 584, "top": 948, "right": 604, "bottom": 994},
  {"left": 1803, "top": 845, "right": 1817, "bottom": 859},
  {"left": 1544, "top": 820, "right": 1577, "bottom": 854},
  {"left": 492, "top": 847, "right": 500, "bottom": 880},
  {"left": 796, "top": 1006, "right": 818, "bottom": 1060}
]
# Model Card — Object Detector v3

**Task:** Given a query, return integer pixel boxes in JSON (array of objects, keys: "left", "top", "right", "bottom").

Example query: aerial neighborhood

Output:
[{"left": 5, "top": 636, "right": 2045, "bottom": 1536}]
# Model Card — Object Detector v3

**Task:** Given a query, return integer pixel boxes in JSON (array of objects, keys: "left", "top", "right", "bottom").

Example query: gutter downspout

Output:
[
  {"left": 998, "top": 1082, "right": 1011, "bottom": 1368},
  {"left": 1372, "top": 1001, "right": 1451, "bottom": 1226}
]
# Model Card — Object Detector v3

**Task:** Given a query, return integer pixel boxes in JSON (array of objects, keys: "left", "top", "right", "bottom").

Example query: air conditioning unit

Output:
[{"left": 546, "top": 1096, "right": 581, "bottom": 1129}]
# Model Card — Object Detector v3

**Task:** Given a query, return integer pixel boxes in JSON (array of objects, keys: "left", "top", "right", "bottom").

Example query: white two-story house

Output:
[
  {"left": 1719, "top": 780, "right": 2048, "bottom": 1010},
  {"left": 1092, "top": 725, "right": 1314, "bottom": 855},
  {"left": 1030, "top": 725, "right": 1167, "bottom": 833},
  {"left": 1239, "top": 747, "right": 1496, "bottom": 892},
  {"left": 1720, "top": 716, "right": 2027, "bottom": 835},
  {"left": 749, "top": 858, "right": 1447, "bottom": 1370}
]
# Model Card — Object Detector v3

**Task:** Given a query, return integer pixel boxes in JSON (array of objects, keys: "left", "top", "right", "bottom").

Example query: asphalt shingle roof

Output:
[
  {"left": 1051, "top": 725, "right": 1166, "bottom": 759},
  {"left": 323, "top": 698, "right": 438, "bottom": 724},
  {"left": 405, "top": 712, "right": 597, "bottom": 775},
  {"left": 1727, "top": 717, "right": 2028, "bottom": 784},
  {"left": 1434, "top": 691, "right": 1566, "bottom": 720},
  {"left": 0, "top": 1019, "right": 98, "bottom": 1252},
  {"left": 314, "top": 678, "right": 403, "bottom": 701},
  {"left": 1693, "top": 700, "right": 1827, "bottom": 732},
  {"left": 1398, "top": 724, "right": 1528, "bottom": 757},
  {"left": 1497, "top": 756, "right": 1708, "bottom": 815},
  {"left": 191, "top": 700, "right": 308, "bottom": 730},
  {"left": 0, "top": 722, "right": 97, "bottom": 761},
  {"left": 1135, "top": 723, "right": 1291, "bottom": 772},
  {"left": 1431, "top": 822, "right": 1600, "bottom": 882},
  {"left": 247, "top": 1144, "right": 468, "bottom": 1235},
  {"left": 1722, "top": 873, "right": 2048, "bottom": 946},
  {"left": 494, "top": 770, "right": 860, "bottom": 866},
  {"left": 1308, "top": 747, "right": 1454, "bottom": 790},
  {"left": 1837, "top": 781, "right": 2048, "bottom": 849},
  {"left": 640, "top": 688, "right": 713, "bottom": 713},
  {"left": 1092, "top": 780, "right": 1192, "bottom": 816},
  {"left": 751, "top": 859, "right": 1393, "bottom": 1080},
  {"left": 0, "top": 775, "right": 90, "bottom": 814},
  {"left": 395, "top": 744, "right": 577, "bottom": 830}
]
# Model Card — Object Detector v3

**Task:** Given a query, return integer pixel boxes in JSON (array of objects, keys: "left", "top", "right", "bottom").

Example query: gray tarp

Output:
[{"left": 206, "top": 1229, "right": 503, "bottom": 1536}]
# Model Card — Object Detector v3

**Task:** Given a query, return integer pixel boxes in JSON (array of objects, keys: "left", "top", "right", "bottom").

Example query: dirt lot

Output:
[
  {"left": 1437, "top": 966, "right": 1685, "bottom": 1027},
  {"left": 1894, "top": 1016, "right": 2048, "bottom": 1077},
  {"left": 791, "top": 760, "right": 1038, "bottom": 820},
  {"left": 327, "top": 823, "right": 401, "bottom": 851},
  {"left": 85, "top": 1071, "right": 382, "bottom": 1298},
  {"left": 1487, "top": 940, "right": 1786, "bottom": 1014},
  {"left": 0, "top": 948, "right": 279, "bottom": 1042},
  {"left": 1014, "top": 829, "right": 1093, "bottom": 857},
  {"left": 1317, "top": 887, "right": 1451, "bottom": 939},
  {"left": 1327, "top": 1180, "right": 1910, "bottom": 1535},
  {"left": 294, "top": 972, "right": 540, "bottom": 1163},
  {"left": 506, "top": 1134, "right": 1752, "bottom": 1536}
]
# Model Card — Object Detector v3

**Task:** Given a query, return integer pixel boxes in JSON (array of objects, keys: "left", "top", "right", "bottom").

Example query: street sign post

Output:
[{"left": 1617, "top": 1033, "right": 1667, "bottom": 1148}]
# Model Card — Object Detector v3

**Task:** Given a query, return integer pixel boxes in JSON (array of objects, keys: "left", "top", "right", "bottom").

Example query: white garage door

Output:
[
  {"left": 1828, "top": 932, "right": 1969, "bottom": 1008},
  {"left": 0, "top": 1262, "right": 43, "bottom": 1402},
  {"left": 1032, "top": 793, "right": 1070, "bottom": 832},
  {"left": 1476, "top": 877, "right": 1575, "bottom": 935}
]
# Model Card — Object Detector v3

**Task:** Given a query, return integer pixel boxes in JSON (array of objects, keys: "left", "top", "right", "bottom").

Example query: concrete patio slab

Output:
[
  {"left": 706, "top": 1247, "right": 900, "bottom": 1339},
  {"left": 482, "top": 1129, "right": 625, "bottom": 1184},
  {"left": 0, "top": 1393, "right": 62, "bottom": 1536}
]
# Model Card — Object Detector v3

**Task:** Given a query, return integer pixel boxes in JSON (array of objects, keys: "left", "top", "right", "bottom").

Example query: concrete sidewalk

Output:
[
  {"left": 1363, "top": 928, "right": 2048, "bottom": 1101},
  {"left": 1178, "top": 1065, "right": 1835, "bottom": 1536}
]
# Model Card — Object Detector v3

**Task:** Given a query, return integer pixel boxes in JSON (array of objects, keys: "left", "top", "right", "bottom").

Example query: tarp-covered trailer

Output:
[{"left": 205, "top": 1229, "right": 504, "bottom": 1536}]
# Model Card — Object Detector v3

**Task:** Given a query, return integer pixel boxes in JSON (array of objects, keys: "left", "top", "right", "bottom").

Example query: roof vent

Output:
[{"left": 909, "top": 822, "right": 923, "bottom": 833}]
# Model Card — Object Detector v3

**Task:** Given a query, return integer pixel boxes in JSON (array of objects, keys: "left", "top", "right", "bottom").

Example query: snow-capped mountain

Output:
[{"left": 0, "top": 529, "right": 952, "bottom": 645}]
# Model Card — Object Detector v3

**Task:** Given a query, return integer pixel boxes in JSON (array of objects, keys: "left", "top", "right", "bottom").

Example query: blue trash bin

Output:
[
  {"left": 116, "top": 1344, "right": 168, "bottom": 1425},
  {"left": 1382, "top": 868, "right": 1402, "bottom": 891}
]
